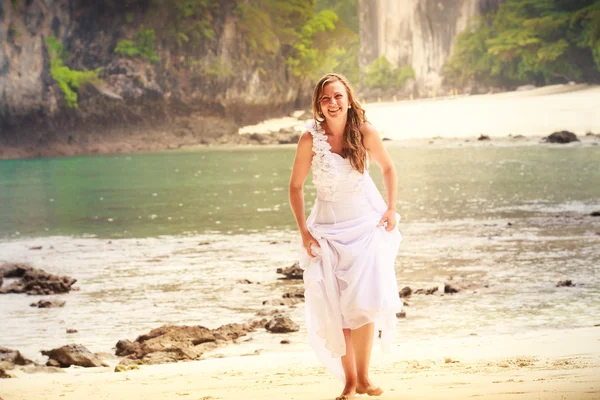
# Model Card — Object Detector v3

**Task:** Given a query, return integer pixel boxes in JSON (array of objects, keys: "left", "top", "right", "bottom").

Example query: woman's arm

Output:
[
  {"left": 360, "top": 122, "right": 398, "bottom": 231},
  {"left": 289, "top": 132, "right": 320, "bottom": 255}
]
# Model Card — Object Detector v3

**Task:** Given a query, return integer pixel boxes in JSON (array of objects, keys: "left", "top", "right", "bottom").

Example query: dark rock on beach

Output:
[
  {"left": 591, "top": 211, "right": 600, "bottom": 217},
  {"left": 0, "top": 366, "right": 13, "bottom": 378},
  {"left": 415, "top": 286, "right": 439, "bottom": 295},
  {"left": 263, "top": 297, "right": 303, "bottom": 306},
  {"left": 282, "top": 287, "right": 305, "bottom": 299},
  {"left": 276, "top": 262, "right": 304, "bottom": 280},
  {"left": 444, "top": 284, "right": 460, "bottom": 294},
  {"left": 544, "top": 131, "right": 579, "bottom": 143},
  {"left": 0, "top": 347, "right": 35, "bottom": 372},
  {"left": 30, "top": 299, "right": 66, "bottom": 308},
  {"left": 213, "top": 323, "right": 253, "bottom": 341},
  {"left": 399, "top": 286, "right": 412, "bottom": 298},
  {"left": 116, "top": 321, "right": 266, "bottom": 366},
  {"left": 265, "top": 315, "right": 299, "bottom": 333},
  {"left": 556, "top": 280, "right": 575, "bottom": 287},
  {"left": 0, "top": 263, "right": 76, "bottom": 295},
  {"left": 255, "top": 308, "right": 282, "bottom": 317},
  {"left": 478, "top": 134, "right": 490, "bottom": 141},
  {"left": 42, "top": 344, "right": 108, "bottom": 368}
]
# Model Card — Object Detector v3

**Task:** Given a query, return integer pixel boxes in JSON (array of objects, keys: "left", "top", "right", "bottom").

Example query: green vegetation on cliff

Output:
[
  {"left": 46, "top": 36, "right": 100, "bottom": 108},
  {"left": 364, "top": 57, "right": 415, "bottom": 89},
  {"left": 443, "top": 0, "right": 600, "bottom": 87},
  {"left": 234, "top": 0, "right": 359, "bottom": 81},
  {"left": 114, "top": 29, "right": 159, "bottom": 63},
  {"left": 151, "top": 0, "right": 219, "bottom": 48},
  {"left": 110, "top": 1, "right": 359, "bottom": 83}
]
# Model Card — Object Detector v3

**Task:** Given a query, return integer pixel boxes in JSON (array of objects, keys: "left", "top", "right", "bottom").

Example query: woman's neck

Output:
[{"left": 323, "top": 117, "right": 347, "bottom": 137}]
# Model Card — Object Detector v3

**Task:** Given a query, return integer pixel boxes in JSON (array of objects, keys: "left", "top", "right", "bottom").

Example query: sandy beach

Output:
[
  {"left": 2, "top": 326, "right": 599, "bottom": 399},
  {"left": 239, "top": 84, "right": 600, "bottom": 140}
]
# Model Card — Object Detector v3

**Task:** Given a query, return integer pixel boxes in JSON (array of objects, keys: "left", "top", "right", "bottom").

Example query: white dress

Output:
[{"left": 299, "top": 120, "right": 403, "bottom": 382}]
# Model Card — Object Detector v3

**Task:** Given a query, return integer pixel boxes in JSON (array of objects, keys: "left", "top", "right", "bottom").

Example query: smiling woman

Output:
[{"left": 289, "top": 73, "right": 402, "bottom": 400}]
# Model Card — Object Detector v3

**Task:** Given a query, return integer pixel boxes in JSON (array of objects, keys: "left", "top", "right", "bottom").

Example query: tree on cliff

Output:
[{"left": 443, "top": 0, "right": 600, "bottom": 88}]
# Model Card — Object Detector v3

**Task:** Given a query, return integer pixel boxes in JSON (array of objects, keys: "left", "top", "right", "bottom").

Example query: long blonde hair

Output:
[{"left": 312, "top": 73, "right": 368, "bottom": 174}]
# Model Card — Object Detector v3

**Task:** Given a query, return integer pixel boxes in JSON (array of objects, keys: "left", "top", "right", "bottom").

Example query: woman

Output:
[{"left": 288, "top": 73, "right": 403, "bottom": 400}]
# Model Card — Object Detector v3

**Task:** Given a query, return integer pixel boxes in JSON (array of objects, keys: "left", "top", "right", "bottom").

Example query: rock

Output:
[
  {"left": 115, "top": 340, "right": 142, "bottom": 358},
  {"left": 255, "top": 308, "right": 281, "bottom": 317},
  {"left": 591, "top": 211, "right": 600, "bottom": 217},
  {"left": 212, "top": 323, "right": 251, "bottom": 341},
  {"left": 544, "top": 131, "right": 579, "bottom": 144},
  {"left": 236, "top": 279, "right": 253, "bottom": 284},
  {"left": 248, "top": 318, "right": 268, "bottom": 330},
  {"left": 556, "top": 280, "right": 574, "bottom": 287},
  {"left": 0, "top": 347, "right": 35, "bottom": 378},
  {"left": 30, "top": 299, "right": 66, "bottom": 308},
  {"left": 66, "top": 328, "right": 78, "bottom": 334},
  {"left": 262, "top": 297, "right": 303, "bottom": 306},
  {"left": 282, "top": 287, "right": 305, "bottom": 299},
  {"left": 0, "top": 347, "right": 35, "bottom": 369},
  {"left": 276, "top": 262, "right": 303, "bottom": 279},
  {"left": 0, "top": 366, "right": 14, "bottom": 378},
  {"left": 0, "top": 263, "right": 76, "bottom": 295},
  {"left": 478, "top": 134, "right": 490, "bottom": 141},
  {"left": 46, "top": 359, "right": 62, "bottom": 368},
  {"left": 280, "top": 340, "right": 291, "bottom": 344},
  {"left": 399, "top": 286, "right": 412, "bottom": 298},
  {"left": 29, "top": 246, "right": 43, "bottom": 250},
  {"left": 444, "top": 284, "right": 460, "bottom": 294},
  {"left": 41, "top": 344, "right": 108, "bottom": 368},
  {"left": 0, "top": 263, "right": 32, "bottom": 278},
  {"left": 114, "top": 364, "right": 139, "bottom": 372},
  {"left": 396, "top": 311, "right": 406, "bottom": 318},
  {"left": 414, "top": 286, "right": 438, "bottom": 295},
  {"left": 115, "top": 325, "right": 216, "bottom": 365},
  {"left": 265, "top": 315, "right": 299, "bottom": 333}
]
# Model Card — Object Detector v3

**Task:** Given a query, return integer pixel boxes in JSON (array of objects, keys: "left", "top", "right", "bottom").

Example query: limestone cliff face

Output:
[
  {"left": 0, "top": 1, "right": 310, "bottom": 137},
  {"left": 358, "top": 0, "right": 502, "bottom": 96},
  {"left": 0, "top": 0, "right": 69, "bottom": 124}
]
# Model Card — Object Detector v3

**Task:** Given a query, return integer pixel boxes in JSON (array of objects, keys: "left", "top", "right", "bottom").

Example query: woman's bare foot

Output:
[
  {"left": 335, "top": 383, "right": 356, "bottom": 400},
  {"left": 357, "top": 380, "right": 383, "bottom": 396}
]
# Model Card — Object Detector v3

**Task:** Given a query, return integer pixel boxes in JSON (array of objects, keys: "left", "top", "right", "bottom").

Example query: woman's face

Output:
[{"left": 319, "top": 80, "right": 349, "bottom": 121}]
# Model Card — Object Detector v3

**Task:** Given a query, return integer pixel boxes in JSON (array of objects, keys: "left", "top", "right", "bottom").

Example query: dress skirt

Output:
[{"left": 299, "top": 173, "right": 403, "bottom": 382}]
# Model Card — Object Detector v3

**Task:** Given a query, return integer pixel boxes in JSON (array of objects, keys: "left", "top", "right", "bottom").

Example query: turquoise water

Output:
[
  {"left": 1, "top": 144, "right": 599, "bottom": 238},
  {"left": 0, "top": 143, "right": 599, "bottom": 362}
]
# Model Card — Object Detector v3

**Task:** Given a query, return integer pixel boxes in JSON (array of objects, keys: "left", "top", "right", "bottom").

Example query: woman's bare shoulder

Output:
[
  {"left": 296, "top": 131, "right": 314, "bottom": 155},
  {"left": 299, "top": 131, "right": 314, "bottom": 143},
  {"left": 359, "top": 122, "right": 379, "bottom": 141}
]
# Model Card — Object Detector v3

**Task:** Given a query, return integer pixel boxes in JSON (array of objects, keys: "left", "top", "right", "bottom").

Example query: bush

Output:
[
  {"left": 45, "top": 36, "right": 101, "bottom": 108},
  {"left": 364, "top": 56, "right": 415, "bottom": 89},
  {"left": 114, "top": 29, "right": 159, "bottom": 64}
]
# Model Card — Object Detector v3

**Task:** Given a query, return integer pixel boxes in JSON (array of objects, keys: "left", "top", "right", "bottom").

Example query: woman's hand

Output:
[
  {"left": 301, "top": 231, "right": 320, "bottom": 257},
  {"left": 378, "top": 208, "right": 397, "bottom": 232}
]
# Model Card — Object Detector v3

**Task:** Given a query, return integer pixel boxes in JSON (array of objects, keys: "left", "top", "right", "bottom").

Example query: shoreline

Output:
[
  {"left": 2, "top": 326, "right": 599, "bottom": 399},
  {"left": 1, "top": 83, "right": 599, "bottom": 161}
]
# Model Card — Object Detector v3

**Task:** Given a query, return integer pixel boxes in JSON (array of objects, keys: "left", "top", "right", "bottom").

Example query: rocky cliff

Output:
[
  {"left": 0, "top": 0, "right": 311, "bottom": 158},
  {"left": 358, "top": 0, "right": 502, "bottom": 96}
]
